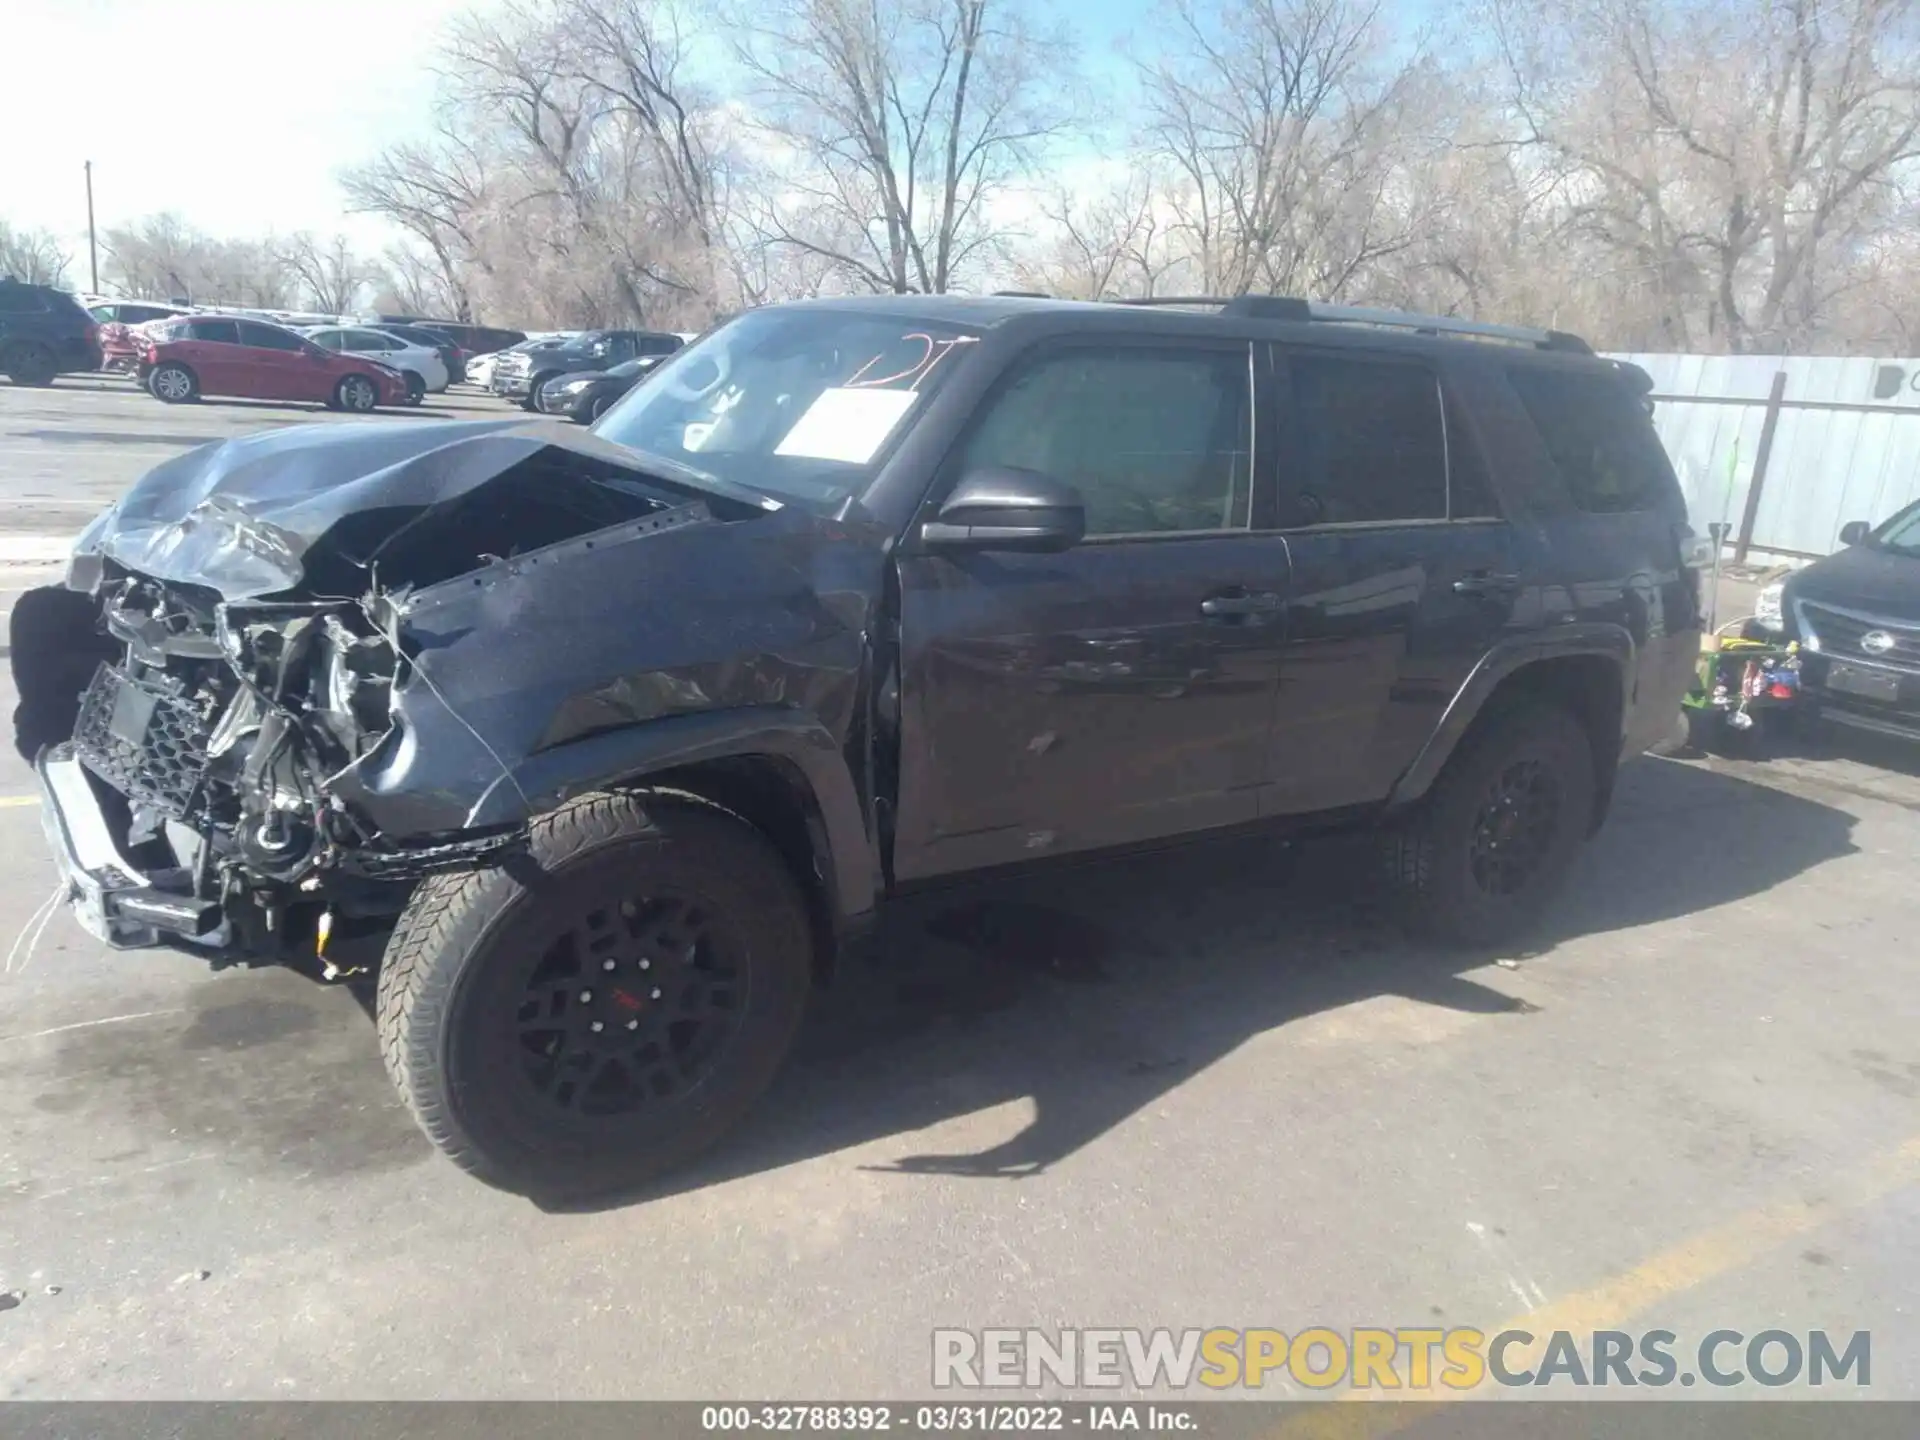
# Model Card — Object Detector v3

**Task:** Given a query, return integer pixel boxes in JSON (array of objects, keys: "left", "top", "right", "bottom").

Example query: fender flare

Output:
[
  {"left": 1387, "top": 623, "right": 1637, "bottom": 809},
  {"left": 464, "top": 706, "right": 877, "bottom": 927}
]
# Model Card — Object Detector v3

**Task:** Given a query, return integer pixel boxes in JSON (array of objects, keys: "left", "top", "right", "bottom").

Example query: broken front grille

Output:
[{"left": 71, "top": 663, "right": 214, "bottom": 819}]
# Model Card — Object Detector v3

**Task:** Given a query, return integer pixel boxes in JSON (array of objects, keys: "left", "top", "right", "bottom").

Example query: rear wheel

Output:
[
  {"left": 148, "top": 362, "right": 198, "bottom": 403},
  {"left": 334, "top": 373, "right": 378, "bottom": 412},
  {"left": 1382, "top": 701, "right": 1595, "bottom": 947},
  {"left": 376, "top": 793, "right": 814, "bottom": 1198},
  {"left": 4, "top": 342, "right": 58, "bottom": 387}
]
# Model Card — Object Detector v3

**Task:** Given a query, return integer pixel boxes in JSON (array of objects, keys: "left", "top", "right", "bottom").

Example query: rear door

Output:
[
  {"left": 182, "top": 317, "right": 244, "bottom": 394},
  {"left": 892, "top": 334, "right": 1291, "bottom": 880},
  {"left": 1262, "top": 345, "right": 1523, "bottom": 815}
]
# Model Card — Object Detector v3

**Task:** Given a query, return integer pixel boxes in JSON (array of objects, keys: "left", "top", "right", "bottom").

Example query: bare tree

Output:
[
  {"left": 1008, "top": 171, "right": 1190, "bottom": 298},
  {"left": 0, "top": 223, "right": 72, "bottom": 286},
  {"left": 100, "top": 214, "right": 296, "bottom": 306},
  {"left": 342, "top": 130, "right": 493, "bottom": 320},
  {"left": 279, "top": 233, "right": 371, "bottom": 314},
  {"left": 1493, "top": 0, "right": 1920, "bottom": 352},
  {"left": 1135, "top": 0, "right": 1449, "bottom": 299},
  {"left": 729, "top": 0, "right": 1071, "bottom": 293}
]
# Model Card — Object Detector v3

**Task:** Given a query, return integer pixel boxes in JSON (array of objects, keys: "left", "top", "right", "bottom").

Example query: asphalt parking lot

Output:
[{"left": 3, "top": 376, "right": 1920, "bottom": 1402}]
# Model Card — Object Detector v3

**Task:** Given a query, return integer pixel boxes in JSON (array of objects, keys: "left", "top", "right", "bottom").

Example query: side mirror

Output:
[
  {"left": 920, "top": 468, "right": 1086, "bottom": 554},
  {"left": 1838, "top": 520, "right": 1872, "bottom": 546}
]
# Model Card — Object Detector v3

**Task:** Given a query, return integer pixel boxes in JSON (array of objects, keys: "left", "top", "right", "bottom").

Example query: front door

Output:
[
  {"left": 1263, "top": 346, "right": 1524, "bottom": 815},
  {"left": 235, "top": 321, "right": 312, "bottom": 400},
  {"left": 892, "top": 337, "right": 1291, "bottom": 881}
]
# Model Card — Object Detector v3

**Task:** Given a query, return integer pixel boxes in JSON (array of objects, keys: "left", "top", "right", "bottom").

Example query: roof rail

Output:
[{"left": 1089, "top": 292, "right": 1590, "bottom": 353}]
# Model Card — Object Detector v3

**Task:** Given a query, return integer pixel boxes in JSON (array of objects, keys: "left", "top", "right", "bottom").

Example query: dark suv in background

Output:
[
  {"left": 14, "top": 293, "right": 1703, "bottom": 1198},
  {"left": 0, "top": 277, "right": 101, "bottom": 384},
  {"left": 490, "top": 328, "right": 684, "bottom": 408}
]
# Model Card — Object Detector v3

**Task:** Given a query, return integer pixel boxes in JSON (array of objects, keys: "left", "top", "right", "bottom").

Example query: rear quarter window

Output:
[{"left": 1507, "top": 366, "right": 1682, "bottom": 515}]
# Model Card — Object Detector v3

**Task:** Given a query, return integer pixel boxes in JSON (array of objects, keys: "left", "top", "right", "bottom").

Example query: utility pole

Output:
[{"left": 84, "top": 161, "right": 99, "bottom": 294}]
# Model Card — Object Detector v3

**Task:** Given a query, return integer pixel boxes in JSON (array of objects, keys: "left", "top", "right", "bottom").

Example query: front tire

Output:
[
  {"left": 2, "top": 342, "right": 57, "bottom": 387},
  {"left": 334, "top": 374, "right": 379, "bottom": 412},
  {"left": 1382, "top": 701, "right": 1595, "bottom": 947},
  {"left": 148, "top": 362, "right": 199, "bottom": 403},
  {"left": 376, "top": 793, "right": 814, "bottom": 1198},
  {"left": 403, "top": 371, "right": 425, "bottom": 406},
  {"left": 520, "top": 372, "right": 558, "bottom": 411}
]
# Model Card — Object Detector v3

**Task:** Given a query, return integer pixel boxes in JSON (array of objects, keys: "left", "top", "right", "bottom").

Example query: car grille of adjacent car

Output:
[
  {"left": 1797, "top": 601, "right": 1920, "bottom": 672},
  {"left": 71, "top": 663, "right": 213, "bottom": 819},
  {"left": 496, "top": 354, "right": 531, "bottom": 378}
]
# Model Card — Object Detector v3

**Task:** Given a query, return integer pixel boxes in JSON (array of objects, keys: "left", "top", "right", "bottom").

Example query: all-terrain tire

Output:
[
  {"left": 376, "top": 792, "right": 813, "bottom": 1198},
  {"left": 1382, "top": 701, "right": 1596, "bottom": 948}
]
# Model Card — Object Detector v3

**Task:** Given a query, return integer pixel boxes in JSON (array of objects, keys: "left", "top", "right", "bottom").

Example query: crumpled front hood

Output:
[{"left": 78, "top": 418, "right": 775, "bottom": 600}]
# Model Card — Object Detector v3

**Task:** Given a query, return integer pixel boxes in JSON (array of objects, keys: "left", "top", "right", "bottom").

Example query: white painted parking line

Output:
[{"left": 0, "top": 536, "right": 76, "bottom": 562}]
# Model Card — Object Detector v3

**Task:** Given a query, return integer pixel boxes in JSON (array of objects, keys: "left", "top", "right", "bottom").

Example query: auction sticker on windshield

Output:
[{"left": 775, "top": 387, "right": 920, "bottom": 464}]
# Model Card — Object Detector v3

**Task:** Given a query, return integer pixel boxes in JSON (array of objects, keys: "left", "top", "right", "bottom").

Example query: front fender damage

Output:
[{"left": 15, "top": 424, "right": 868, "bottom": 967}]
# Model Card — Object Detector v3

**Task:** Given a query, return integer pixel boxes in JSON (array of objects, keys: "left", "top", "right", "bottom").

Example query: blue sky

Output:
[{"left": 2, "top": 0, "right": 1433, "bottom": 280}]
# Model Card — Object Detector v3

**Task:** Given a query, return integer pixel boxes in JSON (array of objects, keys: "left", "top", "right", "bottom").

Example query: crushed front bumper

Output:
[{"left": 37, "top": 744, "right": 224, "bottom": 951}]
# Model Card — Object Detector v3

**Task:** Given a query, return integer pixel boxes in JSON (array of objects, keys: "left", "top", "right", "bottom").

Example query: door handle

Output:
[
  {"left": 1452, "top": 571, "right": 1522, "bottom": 596},
  {"left": 1200, "top": 591, "right": 1285, "bottom": 617}
]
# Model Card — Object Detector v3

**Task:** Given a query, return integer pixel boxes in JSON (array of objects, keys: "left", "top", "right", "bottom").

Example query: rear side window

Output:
[
  {"left": 187, "top": 318, "right": 240, "bottom": 344},
  {"left": 1507, "top": 367, "right": 1678, "bottom": 514},
  {"left": 0, "top": 288, "right": 50, "bottom": 314},
  {"left": 1283, "top": 352, "right": 1448, "bottom": 525}
]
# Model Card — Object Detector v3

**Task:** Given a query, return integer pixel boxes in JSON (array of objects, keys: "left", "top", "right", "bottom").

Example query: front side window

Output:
[
  {"left": 961, "top": 346, "right": 1253, "bottom": 536},
  {"left": 187, "top": 318, "right": 240, "bottom": 344},
  {"left": 309, "top": 330, "right": 344, "bottom": 351},
  {"left": 594, "top": 307, "right": 980, "bottom": 509},
  {"left": 1281, "top": 352, "right": 1448, "bottom": 526}
]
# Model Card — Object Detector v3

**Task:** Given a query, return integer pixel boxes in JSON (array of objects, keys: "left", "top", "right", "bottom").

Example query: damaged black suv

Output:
[{"left": 13, "top": 295, "right": 1704, "bottom": 1197}]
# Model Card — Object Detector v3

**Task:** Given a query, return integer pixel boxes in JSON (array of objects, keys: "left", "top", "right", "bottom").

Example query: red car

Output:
[{"left": 139, "top": 315, "right": 409, "bottom": 411}]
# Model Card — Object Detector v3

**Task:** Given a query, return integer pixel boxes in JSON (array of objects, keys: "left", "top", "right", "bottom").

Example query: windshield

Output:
[
  {"left": 1872, "top": 500, "right": 1920, "bottom": 555},
  {"left": 593, "top": 307, "right": 979, "bottom": 508}
]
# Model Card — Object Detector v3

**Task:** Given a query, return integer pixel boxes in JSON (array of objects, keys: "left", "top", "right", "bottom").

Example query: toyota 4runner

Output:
[{"left": 12, "top": 294, "right": 1705, "bottom": 1197}]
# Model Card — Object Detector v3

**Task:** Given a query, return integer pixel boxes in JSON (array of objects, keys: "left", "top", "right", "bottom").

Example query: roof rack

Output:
[{"left": 1098, "top": 293, "right": 1592, "bottom": 354}]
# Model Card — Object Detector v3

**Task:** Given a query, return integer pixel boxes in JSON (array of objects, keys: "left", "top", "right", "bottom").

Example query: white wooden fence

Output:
[{"left": 1608, "top": 352, "right": 1920, "bottom": 563}]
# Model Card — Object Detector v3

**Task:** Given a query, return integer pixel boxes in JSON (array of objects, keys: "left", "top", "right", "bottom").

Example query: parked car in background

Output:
[
  {"left": 536, "top": 354, "right": 667, "bottom": 422},
  {"left": 1754, "top": 499, "right": 1920, "bottom": 743},
  {"left": 0, "top": 278, "right": 101, "bottom": 385},
  {"left": 491, "top": 329, "right": 684, "bottom": 408},
  {"left": 421, "top": 321, "right": 527, "bottom": 360},
  {"left": 301, "top": 326, "right": 449, "bottom": 403},
  {"left": 371, "top": 324, "right": 465, "bottom": 384},
  {"left": 467, "top": 335, "right": 570, "bottom": 390},
  {"left": 88, "top": 300, "right": 193, "bottom": 328},
  {"left": 138, "top": 315, "right": 408, "bottom": 410}
]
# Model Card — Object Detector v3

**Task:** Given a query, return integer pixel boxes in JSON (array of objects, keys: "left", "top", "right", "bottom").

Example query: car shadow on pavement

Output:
[{"left": 546, "top": 753, "right": 1859, "bottom": 1211}]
